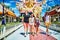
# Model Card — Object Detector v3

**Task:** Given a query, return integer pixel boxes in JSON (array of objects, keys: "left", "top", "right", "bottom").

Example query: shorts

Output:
[
  {"left": 29, "top": 23, "right": 34, "bottom": 25},
  {"left": 23, "top": 22, "right": 29, "bottom": 29},
  {"left": 45, "top": 22, "right": 51, "bottom": 27}
]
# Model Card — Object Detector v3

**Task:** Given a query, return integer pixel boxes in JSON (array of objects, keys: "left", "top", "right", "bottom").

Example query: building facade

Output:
[
  {"left": 0, "top": 4, "right": 16, "bottom": 24},
  {"left": 44, "top": 6, "right": 60, "bottom": 22}
]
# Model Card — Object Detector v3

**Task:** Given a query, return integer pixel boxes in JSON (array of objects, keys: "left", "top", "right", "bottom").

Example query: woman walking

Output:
[
  {"left": 29, "top": 13, "right": 35, "bottom": 36},
  {"left": 22, "top": 11, "right": 30, "bottom": 37},
  {"left": 35, "top": 14, "right": 40, "bottom": 35},
  {"left": 45, "top": 13, "right": 51, "bottom": 35}
]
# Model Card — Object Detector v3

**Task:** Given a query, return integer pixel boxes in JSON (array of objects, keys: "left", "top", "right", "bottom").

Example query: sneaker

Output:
[
  {"left": 24, "top": 34, "right": 26, "bottom": 37},
  {"left": 29, "top": 32, "right": 33, "bottom": 34},
  {"left": 32, "top": 34, "right": 34, "bottom": 36},
  {"left": 46, "top": 33, "right": 50, "bottom": 36},
  {"left": 32, "top": 32, "right": 35, "bottom": 36}
]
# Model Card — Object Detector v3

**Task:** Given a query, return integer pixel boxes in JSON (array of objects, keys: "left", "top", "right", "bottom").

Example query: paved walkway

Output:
[
  {"left": 30, "top": 26, "right": 56, "bottom": 40},
  {"left": 0, "top": 23, "right": 23, "bottom": 40},
  {"left": 6, "top": 25, "right": 29, "bottom": 40},
  {"left": 40, "top": 22, "right": 60, "bottom": 32},
  {"left": 6, "top": 25, "right": 57, "bottom": 40},
  {"left": 39, "top": 26, "right": 60, "bottom": 40}
]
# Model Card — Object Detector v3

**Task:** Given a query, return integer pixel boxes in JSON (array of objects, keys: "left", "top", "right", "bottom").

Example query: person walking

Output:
[
  {"left": 45, "top": 13, "right": 51, "bottom": 35},
  {"left": 22, "top": 11, "right": 30, "bottom": 37},
  {"left": 1, "top": 16, "right": 6, "bottom": 35},
  {"left": 29, "top": 13, "right": 35, "bottom": 36},
  {"left": 35, "top": 14, "right": 40, "bottom": 35}
]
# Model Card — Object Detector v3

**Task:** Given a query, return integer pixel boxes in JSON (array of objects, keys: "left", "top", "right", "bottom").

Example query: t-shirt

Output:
[
  {"left": 36, "top": 18, "right": 39, "bottom": 23},
  {"left": 24, "top": 14, "right": 30, "bottom": 23},
  {"left": 36, "top": 18, "right": 40, "bottom": 25},
  {"left": 45, "top": 15, "right": 50, "bottom": 22},
  {"left": 29, "top": 17, "right": 34, "bottom": 25}
]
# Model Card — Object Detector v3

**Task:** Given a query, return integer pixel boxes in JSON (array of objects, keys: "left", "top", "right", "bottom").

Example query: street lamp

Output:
[
  {"left": 2, "top": 0, "right": 4, "bottom": 16},
  {"left": 2, "top": 0, "right": 6, "bottom": 25}
]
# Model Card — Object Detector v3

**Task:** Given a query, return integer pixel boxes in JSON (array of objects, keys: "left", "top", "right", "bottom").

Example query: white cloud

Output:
[
  {"left": 4, "top": 3, "right": 11, "bottom": 6},
  {"left": 12, "top": 7, "right": 17, "bottom": 10}
]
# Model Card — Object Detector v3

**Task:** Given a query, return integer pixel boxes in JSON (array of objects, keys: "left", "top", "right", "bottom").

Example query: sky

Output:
[
  {"left": 0, "top": 0, "right": 20, "bottom": 17},
  {"left": 0, "top": 0, "right": 60, "bottom": 17},
  {"left": 41, "top": 0, "right": 60, "bottom": 16}
]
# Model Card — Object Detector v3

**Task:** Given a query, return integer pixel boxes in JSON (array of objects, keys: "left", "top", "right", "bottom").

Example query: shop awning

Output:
[
  {"left": 0, "top": 12, "right": 2, "bottom": 15},
  {"left": 7, "top": 10, "right": 16, "bottom": 17},
  {"left": 49, "top": 10, "right": 57, "bottom": 15}
]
